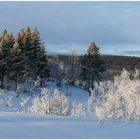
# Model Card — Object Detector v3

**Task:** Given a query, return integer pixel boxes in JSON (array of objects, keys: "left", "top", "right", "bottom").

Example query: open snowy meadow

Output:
[
  {"left": 0, "top": 73, "right": 140, "bottom": 139},
  {"left": 0, "top": 112, "right": 140, "bottom": 139}
]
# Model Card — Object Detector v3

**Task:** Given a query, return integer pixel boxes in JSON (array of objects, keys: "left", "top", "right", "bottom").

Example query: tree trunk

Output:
[
  {"left": 0, "top": 70, "right": 4, "bottom": 89},
  {"left": 40, "top": 79, "right": 43, "bottom": 87},
  {"left": 15, "top": 81, "right": 18, "bottom": 92}
]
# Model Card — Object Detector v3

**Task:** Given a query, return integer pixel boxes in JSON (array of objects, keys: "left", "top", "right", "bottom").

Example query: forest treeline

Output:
[
  {"left": 0, "top": 27, "right": 49, "bottom": 92},
  {"left": 50, "top": 54, "right": 140, "bottom": 80},
  {"left": 48, "top": 55, "right": 140, "bottom": 86},
  {"left": 0, "top": 27, "right": 140, "bottom": 95}
]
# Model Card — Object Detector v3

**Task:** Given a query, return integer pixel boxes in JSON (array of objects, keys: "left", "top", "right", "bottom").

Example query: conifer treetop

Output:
[{"left": 87, "top": 42, "right": 99, "bottom": 56}]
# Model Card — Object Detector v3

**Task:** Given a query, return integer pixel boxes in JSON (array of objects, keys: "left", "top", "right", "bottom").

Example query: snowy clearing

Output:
[
  {"left": 0, "top": 112, "right": 140, "bottom": 139},
  {"left": 0, "top": 79, "right": 140, "bottom": 138}
]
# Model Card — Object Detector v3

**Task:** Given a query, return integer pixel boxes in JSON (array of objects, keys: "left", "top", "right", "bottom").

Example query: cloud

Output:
[{"left": 0, "top": 1, "right": 140, "bottom": 56}]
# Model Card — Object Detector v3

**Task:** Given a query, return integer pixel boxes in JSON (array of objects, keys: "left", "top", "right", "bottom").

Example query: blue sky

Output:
[{"left": 0, "top": 1, "right": 140, "bottom": 56}]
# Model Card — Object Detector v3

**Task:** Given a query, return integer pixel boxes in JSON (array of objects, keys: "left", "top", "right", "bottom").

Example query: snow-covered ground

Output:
[
  {"left": 0, "top": 81, "right": 140, "bottom": 138},
  {"left": 0, "top": 112, "right": 140, "bottom": 139}
]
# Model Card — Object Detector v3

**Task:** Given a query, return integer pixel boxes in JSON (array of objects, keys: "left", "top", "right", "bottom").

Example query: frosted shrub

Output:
[
  {"left": 30, "top": 88, "right": 69, "bottom": 115},
  {"left": 97, "top": 81, "right": 107, "bottom": 97},
  {"left": 51, "top": 89, "right": 68, "bottom": 115},
  {"left": 134, "top": 68, "right": 139, "bottom": 80},
  {"left": 71, "top": 101, "right": 86, "bottom": 117},
  {"left": 95, "top": 69, "right": 140, "bottom": 121},
  {"left": 34, "top": 76, "right": 41, "bottom": 88},
  {"left": 20, "top": 97, "right": 30, "bottom": 112},
  {"left": 88, "top": 89, "right": 96, "bottom": 116},
  {"left": 30, "top": 97, "right": 43, "bottom": 114},
  {"left": 5, "top": 96, "right": 12, "bottom": 108},
  {"left": 95, "top": 89, "right": 124, "bottom": 121},
  {"left": 118, "top": 69, "right": 140, "bottom": 120}
]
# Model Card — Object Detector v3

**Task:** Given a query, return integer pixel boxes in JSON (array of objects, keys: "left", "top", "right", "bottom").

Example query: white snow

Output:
[
  {"left": 0, "top": 112, "right": 140, "bottom": 139},
  {"left": 0, "top": 80, "right": 140, "bottom": 138}
]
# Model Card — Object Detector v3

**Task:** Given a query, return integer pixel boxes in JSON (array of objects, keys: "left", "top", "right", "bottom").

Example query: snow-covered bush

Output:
[
  {"left": 30, "top": 88, "right": 69, "bottom": 115},
  {"left": 30, "top": 97, "right": 43, "bottom": 114},
  {"left": 34, "top": 76, "right": 41, "bottom": 88},
  {"left": 95, "top": 88, "right": 124, "bottom": 121},
  {"left": 20, "top": 97, "right": 30, "bottom": 112},
  {"left": 134, "top": 68, "right": 139, "bottom": 80},
  {"left": 5, "top": 96, "right": 12, "bottom": 108},
  {"left": 51, "top": 88, "right": 69, "bottom": 115},
  {"left": 95, "top": 69, "right": 140, "bottom": 121},
  {"left": 87, "top": 89, "right": 96, "bottom": 116},
  {"left": 71, "top": 101, "right": 86, "bottom": 117}
]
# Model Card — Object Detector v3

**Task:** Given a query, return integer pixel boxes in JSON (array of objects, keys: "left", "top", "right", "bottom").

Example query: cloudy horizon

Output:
[{"left": 0, "top": 1, "right": 140, "bottom": 56}]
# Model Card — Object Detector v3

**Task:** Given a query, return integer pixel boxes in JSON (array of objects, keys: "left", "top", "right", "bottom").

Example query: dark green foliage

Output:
[
  {"left": 80, "top": 42, "right": 106, "bottom": 93},
  {"left": 9, "top": 42, "right": 25, "bottom": 91},
  {"left": 0, "top": 27, "right": 49, "bottom": 89},
  {"left": 0, "top": 30, "right": 15, "bottom": 88},
  {"left": 37, "top": 47, "right": 50, "bottom": 86}
]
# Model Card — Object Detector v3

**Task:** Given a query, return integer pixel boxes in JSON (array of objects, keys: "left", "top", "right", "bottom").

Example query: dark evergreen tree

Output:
[
  {"left": 80, "top": 42, "right": 106, "bottom": 95},
  {"left": 16, "top": 27, "right": 49, "bottom": 80},
  {"left": 0, "top": 30, "right": 15, "bottom": 89},
  {"left": 16, "top": 27, "right": 34, "bottom": 81},
  {"left": 37, "top": 46, "right": 50, "bottom": 87},
  {"left": 9, "top": 42, "right": 25, "bottom": 94},
  {"left": 30, "top": 27, "right": 43, "bottom": 79},
  {"left": 0, "top": 27, "right": 49, "bottom": 90}
]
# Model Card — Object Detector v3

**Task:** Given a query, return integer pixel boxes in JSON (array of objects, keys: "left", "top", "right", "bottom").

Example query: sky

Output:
[{"left": 0, "top": 1, "right": 140, "bottom": 56}]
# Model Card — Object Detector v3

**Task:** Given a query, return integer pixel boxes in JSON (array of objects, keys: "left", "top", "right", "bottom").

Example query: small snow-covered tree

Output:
[
  {"left": 5, "top": 96, "right": 12, "bottom": 108},
  {"left": 88, "top": 89, "right": 96, "bottom": 116},
  {"left": 30, "top": 97, "right": 43, "bottom": 114},
  {"left": 20, "top": 97, "right": 30, "bottom": 112},
  {"left": 51, "top": 88, "right": 68, "bottom": 115},
  {"left": 30, "top": 88, "right": 69, "bottom": 115},
  {"left": 95, "top": 90, "right": 124, "bottom": 121},
  {"left": 134, "top": 68, "right": 139, "bottom": 80},
  {"left": 71, "top": 101, "right": 86, "bottom": 117},
  {"left": 95, "top": 69, "right": 140, "bottom": 121}
]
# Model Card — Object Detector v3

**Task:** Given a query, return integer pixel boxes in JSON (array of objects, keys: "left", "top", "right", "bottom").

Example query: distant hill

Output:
[{"left": 48, "top": 54, "right": 140, "bottom": 79}]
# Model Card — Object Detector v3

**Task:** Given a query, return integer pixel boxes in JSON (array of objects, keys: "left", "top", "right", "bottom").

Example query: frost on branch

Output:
[
  {"left": 5, "top": 96, "right": 12, "bottom": 108},
  {"left": 20, "top": 97, "right": 30, "bottom": 112},
  {"left": 95, "top": 87, "right": 124, "bottom": 121},
  {"left": 95, "top": 69, "right": 140, "bottom": 121},
  {"left": 30, "top": 88, "right": 69, "bottom": 115},
  {"left": 87, "top": 89, "right": 96, "bottom": 116},
  {"left": 30, "top": 97, "right": 43, "bottom": 114},
  {"left": 71, "top": 101, "right": 86, "bottom": 117}
]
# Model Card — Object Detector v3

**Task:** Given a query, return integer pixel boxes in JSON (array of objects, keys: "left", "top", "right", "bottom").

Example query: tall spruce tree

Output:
[
  {"left": 37, "top": 46, "right": 50, "bottom": 87},
  {"left": 80, "top": 42, "right": 106, "bottom": 95},
  {"left": 9, "top": 42, "right": 25, "bottom": 93},
  {"left": 0, "top": 27, "right": 49, "bottom": 90},
  {"left": 0, "top": 30, "right": 15, "bottom": 88},
  {"left": 16, "top": 28, "right": 30, "bottom": 81},
  {"left": 30, "top": 27, "right": 43, "bottom": 79},
  {"left": 16, "top": 27, "right": 49, "bottom": 87}
]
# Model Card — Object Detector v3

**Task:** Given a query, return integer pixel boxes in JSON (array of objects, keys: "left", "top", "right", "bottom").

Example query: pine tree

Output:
[
  {"left": 37, "top": 46, "right": 50, "bottom": 87},
  {"left": 30, "top": 27, "right": 43, "bottom": 79},
  {"left": 9, "top": 42, "right": 25, "bottom": 94},
  {"left": 0, "top": 30, "right": 15, "bottom": 88},
  {"left": 16, "top": 27, "right": 34, "bottom": 79},
  {"left": 16, "top": 27, "right": 49, "bottom": 83},
  {"left": 80, "top": 42, "right": 106, "bottom": 95}
]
